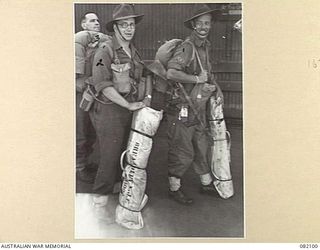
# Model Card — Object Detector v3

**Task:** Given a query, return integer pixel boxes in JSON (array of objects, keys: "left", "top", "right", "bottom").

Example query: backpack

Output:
[
  {"left": 155, "top": 38, "right": 197, "bottom": 70},
  {"left": 155, "top": 39, "right": 183, "bottom": 69},
  {"left": 153, "top": 38, "right": 196, "bottom": 94},
  {"left": 151, "top": 38, "right": 197, "bottom": 112}
]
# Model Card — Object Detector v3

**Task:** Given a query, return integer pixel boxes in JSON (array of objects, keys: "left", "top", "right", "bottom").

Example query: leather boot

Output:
[
  {"left": 200, "top": 182, "right": 219, "bottom": 196},
  {"left": 169, "top": 189, "right": 193, "bottom": 205}
]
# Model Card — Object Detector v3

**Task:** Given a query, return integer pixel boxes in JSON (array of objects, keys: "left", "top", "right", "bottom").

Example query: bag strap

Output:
[
  {"left": 184, "top": 39, "right": 204, "bottom": 73},
  {"left": 176, "top": 82, "right": 208, "bottom": 132},
  {"left": 113, "top": 48, "right": 120, "bottom": 64},
  {"left": 175, "top": 40, "right": 213, "bottom": 136},
  {"left": 194, "top": 46, "right": 204, "bottom": 73}
]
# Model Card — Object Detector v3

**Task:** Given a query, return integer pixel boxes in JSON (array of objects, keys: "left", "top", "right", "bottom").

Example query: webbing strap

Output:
[
  {"left": 124, "top": 160, "right": 146, "bottom": 171},
  {"left": 118, "top": 202, "right": 141, "bottom": 213},
  {"left": 130, "top": 128, "right": 153, "bottom": 139},
  {"left": 212, "top": 170, "right": 233, "bottom": 182},
  {"left": 215, "top": 178, "right": 233, "bottom": 182},
  {"left": 208, "top": 118, "right": 224, "bottom": 122}
]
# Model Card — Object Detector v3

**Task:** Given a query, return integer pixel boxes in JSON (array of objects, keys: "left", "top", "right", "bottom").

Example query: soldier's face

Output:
[
  {"left": 82, "top": 13, "right": 100, "bottom": 32},
  {"left": 115, "top": 18, "right": 136, "bottom": 41},
  {"left": 193, "top": 14, "right": 212, "bottom": 38}
]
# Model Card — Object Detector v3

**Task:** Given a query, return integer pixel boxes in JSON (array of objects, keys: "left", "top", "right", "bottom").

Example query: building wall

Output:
[{"left": 75, "top": 3, "right": 242, "bottom": 119}]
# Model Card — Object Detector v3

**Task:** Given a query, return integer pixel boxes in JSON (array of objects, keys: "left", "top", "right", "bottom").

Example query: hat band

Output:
[{"left": 113, "top": 14, "right": 142, "bottom": 22}]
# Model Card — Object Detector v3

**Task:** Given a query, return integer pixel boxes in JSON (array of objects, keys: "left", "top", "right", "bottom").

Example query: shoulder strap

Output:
[
  {"left": 205, "top": 45, "right": 212, "bottom": 74},
  {"left": 175, "top": 40, "right": 210, "bottom": 130},
  {"left": 113, "top": 47, "right": 120, "bottom": 64},
  {"left": 177, "top": 82, "right": 207, "bottom": 130},
  {"left": 184, "top": 39, "right": 204, "bottom": 73}
]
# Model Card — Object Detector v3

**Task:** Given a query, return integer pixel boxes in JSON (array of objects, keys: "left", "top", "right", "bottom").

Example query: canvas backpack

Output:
[
  {"left": 152, "top": 38, "right": 197, "bottom": 95},
  {"left": 155, "top": 39, "right": 183, "bottom": 69},
  {"left": 155, "top": 38, "right": 196, "bottom": 70},
  {"left": 153, "top": 38, "right": 215, "bottom": 129}
]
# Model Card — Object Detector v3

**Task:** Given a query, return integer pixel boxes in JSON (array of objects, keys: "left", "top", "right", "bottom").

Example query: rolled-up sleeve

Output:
[
  {"left": 91, "top": 46, "right": 114, "bottom": 93},
  {"left": 167, "top": 42, "right": 193, "bottom": 71}
]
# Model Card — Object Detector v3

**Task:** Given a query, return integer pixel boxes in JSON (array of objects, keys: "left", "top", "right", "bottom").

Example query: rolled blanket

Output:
[
  {"left": 116, "top": 107, "right": 163, "bottom": 229},
  {"left": 208, "top": 96, "right": 234, "bottom": 199},
  {"left": 75, "top": 30, "right": 111, "bottom": 48}
]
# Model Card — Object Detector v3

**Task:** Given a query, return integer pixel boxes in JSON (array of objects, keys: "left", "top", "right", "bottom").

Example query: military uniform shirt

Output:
[
  {"left": 91, "top": 35, "right": 144, "bottom": 94},
  {"left": 167, "top": 31, "right": 212, "bottom": 93}
]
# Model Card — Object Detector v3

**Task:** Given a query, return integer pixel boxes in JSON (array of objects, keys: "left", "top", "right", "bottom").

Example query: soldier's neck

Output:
[{"left": 115, "top": 33, "right": 131, "bottom": 48}]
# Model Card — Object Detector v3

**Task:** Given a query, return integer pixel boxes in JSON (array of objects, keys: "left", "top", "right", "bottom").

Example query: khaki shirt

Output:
[
  {"left": 91, "top": 36, "right": 144, "bottom": 95},
  {"left": 167, "top": 31, "right": 212, "bottom": 94}
]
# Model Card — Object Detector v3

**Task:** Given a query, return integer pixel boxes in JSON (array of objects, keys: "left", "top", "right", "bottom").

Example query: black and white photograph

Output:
[
  {"left": 3, "top": 0, "right": 320, "bottom": 246},
  {"left": 74, "top": 3, "right": 243, "bottom": 238}
]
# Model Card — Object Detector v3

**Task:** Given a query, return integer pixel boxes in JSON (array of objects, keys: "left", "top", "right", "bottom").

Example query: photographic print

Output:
[{"left": 74, "top": 3, "right": 243, "bottom": 238}]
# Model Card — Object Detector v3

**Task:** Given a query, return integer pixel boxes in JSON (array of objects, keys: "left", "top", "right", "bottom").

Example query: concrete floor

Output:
[{"left": 75, "top": 118, "right": 244, "bottom": 238}]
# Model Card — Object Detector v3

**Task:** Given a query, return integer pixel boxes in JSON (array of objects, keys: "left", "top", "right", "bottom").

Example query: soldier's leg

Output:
[
  {"left": 84, "top": 107, "right": 97, "bottom": 165},
  {"left": 192, "top": 125, "right": 214, "bottom": 183},
  {"left": 167, "top": 115, "right": 195, "bottom": 204},
  {"left": 76, "top": 91, "right": 99, "bottom": 183},
  {"left": 90, "top": 102, "right": 131, "bottom": 205},
  {"left": 76, "top": 91, "right": 89, "bottom": 170},
  {"left": 192, "top": 125, "right": 218, "bottom": 196}
]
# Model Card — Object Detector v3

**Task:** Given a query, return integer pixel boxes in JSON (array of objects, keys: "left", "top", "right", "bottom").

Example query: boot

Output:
[
  {"left": 199, "top": 182, "right": 219, "bottom": 196},
  {"left": 169, "top": 189, "right": 193, "bottom": 205}
]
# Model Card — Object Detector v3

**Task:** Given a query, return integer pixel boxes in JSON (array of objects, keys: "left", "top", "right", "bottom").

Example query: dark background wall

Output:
[{"left": 74, "top": 3, "right": 242, "bottom": 120}]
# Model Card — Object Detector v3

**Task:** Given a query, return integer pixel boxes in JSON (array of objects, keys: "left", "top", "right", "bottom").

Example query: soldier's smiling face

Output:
[
  {"left": 115, "top": 18, "right": 136, "bottom": 41},
  {"left": 193, "top": 14, "right": 212, "bottom": 38}
]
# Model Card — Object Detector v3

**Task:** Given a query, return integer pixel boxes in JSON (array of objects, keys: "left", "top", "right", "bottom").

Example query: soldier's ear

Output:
[
  {"left": 191, "top": 20, "right": 196, "bottom": 30},
  {"left": 81, "top": 22, "right": 87, "bottom": 30}
]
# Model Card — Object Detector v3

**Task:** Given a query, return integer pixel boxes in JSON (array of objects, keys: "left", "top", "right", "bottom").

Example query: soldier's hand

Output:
[
  {"left": 198, "top": 70, "right": 208, "bottom": 83},
  {"left": 142, "top": 97, "right": 151, "bottom": 107},
  {"left": 203, "top": 83, "right": 216, "bottom": 92},
  {"left": 127, "top": 102, "right": 146, "bottom": 111}
]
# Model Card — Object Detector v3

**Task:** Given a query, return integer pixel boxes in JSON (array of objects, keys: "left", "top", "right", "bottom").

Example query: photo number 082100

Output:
[{"left": 74, "top": 3, "right": 243, "bottom": 238}]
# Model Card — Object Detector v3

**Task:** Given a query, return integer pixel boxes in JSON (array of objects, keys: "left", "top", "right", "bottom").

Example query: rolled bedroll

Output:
[
  {"left": 208, "top": 96, "right": 234, "bottom": 199},
  {"left": 116, "top": 107, "right": 163, "bottom": 229}
]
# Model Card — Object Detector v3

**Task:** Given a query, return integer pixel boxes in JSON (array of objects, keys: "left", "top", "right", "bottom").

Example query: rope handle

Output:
[
  {"left": 226, "top": 130, "right": 231, "bottom": 163},
  {"left": 120, "top": 150, "right": 128, "bottom": 171}
]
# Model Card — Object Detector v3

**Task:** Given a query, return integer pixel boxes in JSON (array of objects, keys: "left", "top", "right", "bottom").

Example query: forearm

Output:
[
  {"left": 102, "top": 87, "right": 129, "bottom": 109},
  {"left": 167, "top": 69, "right": 197, "bottom": 84}
]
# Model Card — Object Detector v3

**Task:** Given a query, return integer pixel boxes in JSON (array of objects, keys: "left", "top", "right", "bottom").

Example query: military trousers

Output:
[
  {"left": 167, "top": 114, "right": 211, "bottom": 178},
  {"left": 89, "top": 100, "right": 131, "bottom": 195},
  {"left": 76, "top": 91, "right": 97, "bottom": 170}
]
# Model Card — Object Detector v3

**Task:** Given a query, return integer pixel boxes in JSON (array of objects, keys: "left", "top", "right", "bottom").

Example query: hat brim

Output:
[
  {"left": 106, "top": 15, "right": 144, "bottom": 32},
  {"left": 184, "top": 9, "right": 221, "bottom": 29}
]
